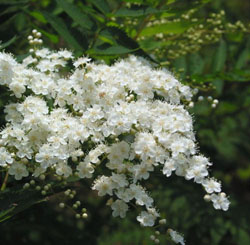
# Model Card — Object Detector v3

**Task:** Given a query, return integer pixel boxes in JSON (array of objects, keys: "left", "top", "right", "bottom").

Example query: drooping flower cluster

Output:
[{"left": 0, "top": 45, "right": 229, "bottom": 244}]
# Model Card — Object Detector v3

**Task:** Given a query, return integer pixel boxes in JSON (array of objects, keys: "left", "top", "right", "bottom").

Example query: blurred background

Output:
[{"left": 0, "top": 0, "right": 250, "bottom": 244}]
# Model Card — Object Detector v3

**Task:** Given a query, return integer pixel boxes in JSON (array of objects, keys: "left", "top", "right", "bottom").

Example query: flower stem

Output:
[{"left": 1, "top": 171, "right": 9, "bottom": 191}]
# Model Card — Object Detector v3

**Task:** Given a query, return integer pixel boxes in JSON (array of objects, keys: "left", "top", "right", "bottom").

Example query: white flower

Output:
[
  {"left": 32, "top": 166, "right": 46, "bottom": 178},
  {"left": 35, "top": 144, "right": 57, "bottom": 168},
  {"left": 58, "top": 49, "right": 73, "bottom": 60},
  {"left": 131, "top": 162, "right": 153, "bottom": 181},
  {"left": 163, "top": 159, "right": 177, "bottom": 177},
  {"left": 137, "top": 211, "right": 156, "bottom": 227},
  {"left": 9, "top": 81, "right": 26, "bottom": 98},
  {"left": 56, "top": 162, "right": 72, "bottom": 178},
  {"left": 35, "top": 48, "right": 50, "bottom": 58},
  {"left": 168, "top": 229, "right": 185, "bottom": 245},
  {"left": 185, "top": 164, "right": 208, "bottom": 183},
  {"left": 111, "top": 173, "right": 128, "bottom": 188},
  {"left": 107, "top": 142, "right": 129, "bottom": 164},
  {"left": 73, "top": 56, "right": 91, "bottom": 67},
  {"left": 0, "top": 52, "right": 17, "bottom": 85},
  {"left": 111, "top": 200, "right": 129, "bottom": 218},
  {"left": 92, "top": 176, "right": 114, "bottom": 196},
  {"left": 77, "top": 159, "right": 94, "bottom": 178},
  {"left": 116, "top": 188, "right": 134, "bottom": 202},
  {"left": 202, "top": 178, "right": 221, "bottom": 193},
  {"left": 211, "top": 193, "right": 230, "bottom": 211},
  {"left": 9, "top": 162, "right": 29, "bottom": 180},
  {"left": 0, "top": 147, "right": 13, "bottom": 166}
]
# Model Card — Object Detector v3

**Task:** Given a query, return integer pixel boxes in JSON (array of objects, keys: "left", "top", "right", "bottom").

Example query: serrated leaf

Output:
[
  {"left": 56, "top": 0, "right": 95, "bottom": 31},
  {"left": 42, "top": 11, "right": 82, "bottom": 51},
  {"left": 140, "top": 21, "right": 192, "bottom": 37},
  {"left": 212, "top": 39, "right": 227, "bottom": 72},
  {"left": 0, "top": 36, "right": 17, "bottom": 50}
]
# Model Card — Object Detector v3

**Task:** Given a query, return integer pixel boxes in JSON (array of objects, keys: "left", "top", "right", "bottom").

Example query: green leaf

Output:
[
  {"left": 0, "top": 0, "right": 29, "bottom": 5},
  {"left": 211, "top": 78, "right": 224, "bottom": 95},
  {"left": 88, "top": 45, "right": 137, "bottom": 55},
  {"left": 235, "top": 49, "right": 249, "bottom": 69},
  {"left": 40, "top": 29, "right": 59, "bottom": 43},
  {"left": 123, "top": 0, "right": 144, "bottom": 3},
  {"left": 216, "top": 101, "right": 238, "bottom": 115},
  {"left": 114, "top": 6, "right": 166, "bottom": 17},
  {"left": 0, "top": 36, "right": 17, "bottom": 50},
  {"left": 100, "top": 26, "right": 158, "bottom": 63},
  {"left": 238, "top": 229, "right": 250, "bottom": 244},
  {"left": 188, "top": 53, "right": 204, "bottom": 75},
  {"left": 29, "top": 11, "right": 47, "bottom": 24},
  {"left": 42, "top": 11, "right": 82, "bottom": 52},
  {"left": 16, "top": 53, "right": 30, "bottom": 62},
  {"left": 14, "top": 13, "right": 26, "bottom": 32},
  {"left": 0, "top": 188, "right": 45, "bottom": 223},
  {"left": 220, "top": 70, "right": 250, "bottom": 82},
  {"left": 0, "top": 5, "right": 21, "bottom": 17},
  {"left": 56, "top": 0, "right": 95, "bottom": 31},
  {"left": 235, "top": 39, "right": 250, "bottom": 69},
  {"left": 90, "top": 0, "right": 110, "bottom": 14},
  {"left": 140, "top": 21, "right": 193, "bottom": 37},
  {"left": 139, "top": 38, "right": 171, "bottom": 51},
  {"left": 0, "top": 207, "right": 15, "bottom": 222},
  {"left": 212, "top": 39, "right": 227, "bottom": 72}
]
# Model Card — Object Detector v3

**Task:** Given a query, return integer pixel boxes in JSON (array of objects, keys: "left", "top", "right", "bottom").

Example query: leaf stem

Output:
[{"left": 1, "top": 171, "right": 9, "bottom": 191}]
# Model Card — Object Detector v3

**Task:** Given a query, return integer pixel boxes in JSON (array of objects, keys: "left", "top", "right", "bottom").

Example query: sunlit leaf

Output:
[{"left": 139, "top": 21, "right": 193, "bottom": 37}]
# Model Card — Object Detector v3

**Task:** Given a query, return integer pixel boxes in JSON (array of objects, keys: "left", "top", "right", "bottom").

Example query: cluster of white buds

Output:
[
  {"left": 211, "top": 99, "right": 219, "bottom": 108},
  {"left": 28, "top": 29, "right": 43, "bottom": 52},
  {"left": 197, "top": 95, "right": 219, "bottom": 109},
  {"left": 150, "top": 232, "right": 160, "bottom": 244},
  {"left": 0, "top": 34, "right": 230, "bottom": 244}
]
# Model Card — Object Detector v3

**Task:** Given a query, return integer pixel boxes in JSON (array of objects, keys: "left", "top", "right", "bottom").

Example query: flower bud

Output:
[
  {"left": 159, "top": 219, "right": 166, "bottom": 225},
  {"left": 204, "top": 194, "right": 211, "bottom": 202},
  {"left": 82, "top": 213, "right": 88, "bottom": 219},
  {"left": 59, "top": 203, "right": 65, "bottom": 208},
  {"left": 150, "top": 235, "right": 156, "bottom": 241}
]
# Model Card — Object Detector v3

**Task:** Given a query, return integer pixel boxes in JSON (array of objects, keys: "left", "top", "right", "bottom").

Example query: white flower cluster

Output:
[{"left": 0, "top": 47, "right": 229, "bottom": 243}]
